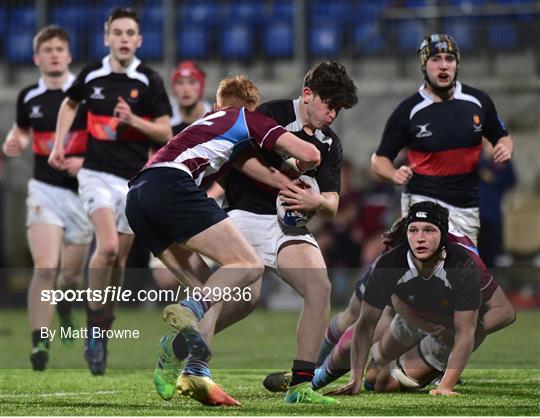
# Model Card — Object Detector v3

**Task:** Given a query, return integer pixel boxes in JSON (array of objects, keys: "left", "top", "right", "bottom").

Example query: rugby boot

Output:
[
  {"left": 84, "top": 332, "right": 107, "bottom": 375},
  {"left": 284, "top": 382, "right": 337, "bottom": 404},
  {"left": 177, "top": 374, "right": 240, "bottom": 406},
  {"left": 153, "top": 333, "right": 183, "bottom": 400},
  {"left": 30, "top": 341, "right": 49, "bottom": 371},
  {"left": 262, "top": 371, "right": 291, "bottom": 392}
]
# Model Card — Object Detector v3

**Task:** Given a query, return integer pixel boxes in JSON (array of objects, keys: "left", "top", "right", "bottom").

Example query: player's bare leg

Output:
[
  {"left": 276, "top": 242, "right": 336, "bottom": 404},
  {"left": 85, "top": 207, "right": 130, "bottom": 375},
  {"left": 159, "top": 218, "right": 263, "bottom": 406},
  {"left": 27, "top": 224, "right": 63, "bottom": 370},
  {"left": 55, "top": 242, "right": 89, "bottom": 346}
]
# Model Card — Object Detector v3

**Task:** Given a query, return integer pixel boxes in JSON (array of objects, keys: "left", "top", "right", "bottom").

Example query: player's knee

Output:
[
  {"left": 96, "top": 242, "right": 119, "bottom": 263},
  {"left": 241, "top": 259, "right": 264, "bottom": 284},
  {"left": 32, "top": 264, "right": 57, "bottom": 282},
  {"left": 305, "top": 275, "right": 332, "bottom": 303}
]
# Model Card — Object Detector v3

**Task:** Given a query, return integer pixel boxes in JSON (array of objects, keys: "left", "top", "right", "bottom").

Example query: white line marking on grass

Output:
[{"left": 1, "top": 390, "right": 123, "bottom": 398}]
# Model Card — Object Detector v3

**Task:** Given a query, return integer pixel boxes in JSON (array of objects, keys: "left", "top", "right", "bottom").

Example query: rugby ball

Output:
[{"left": 276, "top": 175, "right": 320, "bottom": 228}]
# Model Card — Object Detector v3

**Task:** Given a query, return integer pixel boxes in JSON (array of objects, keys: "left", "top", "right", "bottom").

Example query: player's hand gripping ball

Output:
[{"left": 276, "top": 175, "right": 320, "bottom": 228}]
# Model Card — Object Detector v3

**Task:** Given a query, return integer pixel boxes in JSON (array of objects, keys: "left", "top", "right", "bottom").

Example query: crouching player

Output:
[
  {"left": 322, "top": 201, "right": 514, "bottom": 396},
  {"left": 264, "top": 204, "right": 515, "bottom": 394}
]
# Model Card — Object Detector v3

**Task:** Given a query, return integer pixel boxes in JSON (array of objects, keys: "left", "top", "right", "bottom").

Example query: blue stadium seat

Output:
[
  {"left": 220, "top": 23, "right": 253, "bottom": 60},
  {"left": 138, "top": 30, "right": 163, "bottom": 61},
  {"left": 443, "top": 19, "right": 474, "bottom": 52},
  {"left": 5, "top": 27, "right": 34, "bottom": 63},
  {"left": 353, "top": 21, "right": 385, "bottom": 55},
  {"left": 395, "top": 20, "right": 426, "bottom": 52},
  {"left": 177, "top": 26, "right": 210, "bottom": 59},
  {"left": 264, "top": 20, "right": 294, "bottom": 58},
  {"left": 0, "top": 6, "right": 6, "bottom": 37},
  {"left": 89, "top": 31, "right": 107, "bottom": 61},
  {"left": 179, "top": 1, "right": 222, "bottom": 29},
  {"left": 488, "top": 20, "right": 519, "bottom": 50},
  {"left": 309, "top": 21, "right": 342, "bottom": 57},
  {"left": 355, "top": 0, "right": 391, "bottom": 19},
  {"left": 50, "top": 5, "right": 89, "bottom": 31},
  {"left": 223, "top": 1, "right": 264, "bottom": 25},
  {"left": 268, "top": 0, "right": 294, "bottom": 20},
  {"left": 141, "top": 4, "right": 164, "bottom": 28},
  {"left": 9, "top": 6, "right": 36, "bottom": 30},
  {"left": 405, "top": 0, "right": 428, "bottom": 8}
]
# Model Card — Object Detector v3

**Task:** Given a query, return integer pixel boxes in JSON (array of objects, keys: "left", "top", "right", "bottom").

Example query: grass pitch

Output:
[{"left": 1, "top": 308, "right": 539, "bottom": 415}]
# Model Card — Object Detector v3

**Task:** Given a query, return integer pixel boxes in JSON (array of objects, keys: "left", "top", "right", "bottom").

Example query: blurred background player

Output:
[
  {"left": 371, "top": 34, "right": 514, "bottom": 245},
  {"left": 478, "top": 141, "right": 516, "bottom": 267},
  {"left": 48, "top": 8, "right": 172, "bottom": 375},
  {"left": 169, "top": 60, "right": 212, "bottom": 136},
  {"left": 126, "top": 74, "right": 321, "bottom": 406},
  {"left": 2, "top": 25, "right": 92, "bottom": 371}
]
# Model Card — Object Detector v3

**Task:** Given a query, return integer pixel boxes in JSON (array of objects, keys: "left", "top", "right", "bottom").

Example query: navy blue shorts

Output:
[{"left": 125, "top": 167, "right": 228, "bottom": 256}]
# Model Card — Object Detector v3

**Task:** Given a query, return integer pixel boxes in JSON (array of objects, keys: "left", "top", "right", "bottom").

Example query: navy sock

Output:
[
  {"left": 179, "top": 298, "right": 210, "bottom": 321},
  {"left": 172, "top": 333, "right": 189, "bottom": 360},
  {"left": 289, "top": 359, "right": 316, "bottom": 387},
  {"left": 182, "top": 356, "right": 212, "bottom": 378}
]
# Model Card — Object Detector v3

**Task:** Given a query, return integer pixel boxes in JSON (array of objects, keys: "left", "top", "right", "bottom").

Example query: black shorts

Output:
[{"left": 125, "top": 167, "right": 228, "bottom": 256}]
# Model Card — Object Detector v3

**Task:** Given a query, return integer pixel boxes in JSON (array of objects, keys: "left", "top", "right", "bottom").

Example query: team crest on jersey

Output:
[
  {"left": 416, "top": 123, "right": 432, "bottom": 138},
  {"left": 128, "top": 88, "right": 139, "bottom": 103},
  {"left": 90, "top": 86, "right": 105, "bottom": 100},
  {"left": 473, "top": 114, "right": 482, "bottom": 132},
  {"left": 29, "top": 105, "right": 43, "bottom": 119}
]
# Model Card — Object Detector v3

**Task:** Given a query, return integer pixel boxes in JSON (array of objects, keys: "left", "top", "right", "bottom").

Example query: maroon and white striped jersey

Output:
[{"left": 142, "top": 107, "right": 286, "bottom": 186}]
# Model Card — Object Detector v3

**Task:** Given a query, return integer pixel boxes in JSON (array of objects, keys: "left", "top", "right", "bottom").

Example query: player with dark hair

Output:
[
  {"left": 2, "top": 25, "right": 91, "bottom": 371},
  {"left": 49, "top": 8, "right": 172, "bottom": 375},
  {"left": 199, "top": 61, "right": 358, "bottom": 404},
  {"left": 371, "top": 34, "right": 514, "bottom": 245},
  {"left": 126, "top": 75, "right": 321, "bottom": 406}
]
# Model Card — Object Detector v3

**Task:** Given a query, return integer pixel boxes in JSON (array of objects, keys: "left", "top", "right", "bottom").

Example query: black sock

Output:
[
  {"left": 56, "top": 300, "right": 72, "bottom": 317},
  {"left": 172, "top": 333, "right": 189, "bottom": 360},
  {"left": 290, "top": 359, "right": 316, "bottom": 387},
  {"left": 86, "top": 306, "right": 106, "bottom": 329},
  {"left": 32, "top": 330, "right": 50, "bottom": 348}
]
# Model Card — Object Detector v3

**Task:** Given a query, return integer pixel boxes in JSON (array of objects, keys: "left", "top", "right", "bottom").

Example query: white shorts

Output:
[
  {"left": 401, "top": 193, "right": 480, "bottom": 245},
  {"left": 228, "top": 209, "right": 319, "bottom": 269},
  {"left": 389, "top": 315, "right": 450, "bottom": 372},
  {"left": 77, "top": 168, "right": 133, "bottom": 234},
  {"left": 26, "top": 179, "right": 93, "bottom": 245}
]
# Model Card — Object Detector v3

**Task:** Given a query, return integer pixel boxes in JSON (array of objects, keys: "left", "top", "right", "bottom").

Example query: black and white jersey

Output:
[
  {"left": 363, "top": 242, "right": 481, "bottom": 323},
  {"left": 67, "top": 55, "right": 172, "bottom": 179},
  {"left": 225, "top": 98, "right": 343, "bottom": 214},
  {"left": 16, "top": 74, "right": 87, "bottom": 191},
  {"left": 376, "top": 82, "right": 508, "bottom": 208}
]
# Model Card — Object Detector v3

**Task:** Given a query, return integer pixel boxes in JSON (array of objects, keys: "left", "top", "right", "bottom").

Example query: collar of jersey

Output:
[{"left": 407, "top": 249, "right": 446, "bottom": 281}]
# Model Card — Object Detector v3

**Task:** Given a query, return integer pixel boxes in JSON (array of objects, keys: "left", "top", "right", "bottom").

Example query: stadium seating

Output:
[
  {"left": 177, "top": 26, "right": 210, "bottom": 60},
  {"left": 89, "top": 31, "right": 107, "bottom": 61},
  {"left": 442, "top": 19, "right": 475, "bottom": 52},
  {"left": 137, "top": 30, "right": 163, "bottom": 61},
  {"left": 488, "top": 19, "right": 519, "bottom": 49},
  {"left": 220, "top": 23, "right": 253, "bottom": 60},
  {"left": 264, "top": 20, "right": 294, "bottom": 58},
  {"left": 395, "top": 20, "right": 426, "bottom": 53},
  {"left": 353, "top": 20, "right": 385, "bottom": 55},
  {"left": 5, "top": 7, "right": 36, "bottom": 64},
  {"left": 309, "top": 21, "right": 343, "bottom": 57}
]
